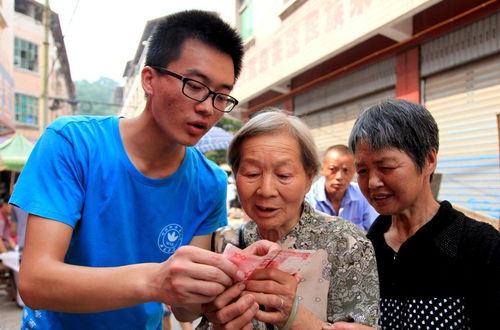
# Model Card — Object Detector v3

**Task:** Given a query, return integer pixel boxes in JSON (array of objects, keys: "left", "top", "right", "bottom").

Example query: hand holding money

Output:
[{"left": 223, "top": 243, "right": 315, "bottom": 280}]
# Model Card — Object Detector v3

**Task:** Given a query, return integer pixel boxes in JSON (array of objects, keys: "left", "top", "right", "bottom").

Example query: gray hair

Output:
[
  {"left": 228, "top": 107, "right": 320, "bottom": 178},
  {"left": 348, "top": 99, "right": 439, "bottom": 172}
]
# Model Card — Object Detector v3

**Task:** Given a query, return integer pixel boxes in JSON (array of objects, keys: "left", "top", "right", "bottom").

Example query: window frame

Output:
[
  {"left": 15, "top": 93, "right": 39, "bottom": 125},
  {"left": 14, "top": 37, "right": 39, "bottom": 72},
  {"left": 239, "top": 0, "right": 254, "bottom": 42}
]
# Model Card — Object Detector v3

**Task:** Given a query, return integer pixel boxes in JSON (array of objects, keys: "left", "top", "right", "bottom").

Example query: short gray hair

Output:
[
  {"left": 348, "top": 99, "right": 439, "bottom": 172},
  {"left": 228, "top": 107, "right": 320, "bottom": 178}
]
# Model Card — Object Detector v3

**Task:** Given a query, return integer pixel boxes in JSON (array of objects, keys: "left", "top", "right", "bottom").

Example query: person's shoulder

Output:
[
  {"left": 310, "top": 176, "right": 325, "bottom": 191},
  {"left": 347, "top": 182, "right": 365, "bottom": 198},
  {"left": 188, "top": 148, "right": 225, "bottom": 174},
  {"left": 45, "top": 116, "right": 118, "bottom": 142},
  {"left": 304, "top": 202, "right": 368, "bottom": 240},
  {"left": 302, "top": 206, "right": 374, "bottom": 263},
  {"left": 47, "top": 115, "right": 116, "bottom": 131},
  {"left": 442, "top": 201, "right": 498, "bottom": 236},
  {"left": 185, "top": 148, "right": 227, "bottom": 189},
  {"left": 305, "top": 176, "right": 325, "bottom": 202},
  {"left": 459, "top": 212, "right": 500, "bottom": 242},
  {"left": 212, "top": 221, "right": 243, "bottom": 252},
  {"left": 439, "top": 201, "right": 500, "bottom": 256}
]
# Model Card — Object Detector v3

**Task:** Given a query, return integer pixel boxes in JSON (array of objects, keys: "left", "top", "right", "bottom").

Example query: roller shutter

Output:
[
  {"left": 301, "top": 88, "right": 395, "bottom": 155},
  {"left": 424, "top": 54, "right": 500, "bottom": 219}
]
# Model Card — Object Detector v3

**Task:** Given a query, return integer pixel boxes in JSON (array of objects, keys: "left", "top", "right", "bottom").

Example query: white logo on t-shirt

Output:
[{"left": 158, "top": 224, "right": 183, "bottom": 254}]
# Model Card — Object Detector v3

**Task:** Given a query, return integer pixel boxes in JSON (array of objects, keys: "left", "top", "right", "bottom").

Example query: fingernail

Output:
[
  {"left": 236, "top": 270, "right": 245, "bottom": 281},
  {"left": 244, "top": 295, "right": 255, "bottom": 305},
  {"left": 238, "top": 282, "right": 245, "bottom": 290}
]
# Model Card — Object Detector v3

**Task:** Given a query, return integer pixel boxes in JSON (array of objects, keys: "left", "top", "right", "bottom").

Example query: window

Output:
[
  {"left": 14, "top": 0, "right": 43, "bottom": 22},
  {"left": 239, "top": 0, "right": 254, "bottom": 42},
  {"left": 15, "top": 93, "right": 38, "bottom": 125},
  {"left": 280, "top": 0, "right": 308, "bottom": 20},
  {"left": 14, "top": 37, "right": 38, "bottom": 72}
]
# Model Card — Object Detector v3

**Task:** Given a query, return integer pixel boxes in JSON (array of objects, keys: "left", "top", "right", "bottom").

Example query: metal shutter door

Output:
[
  {"left": 301, "top": 88, "right": 395, "bottom": 156},
  {"left": 424, "top": 54, "right": 500, "bottom": 220}
]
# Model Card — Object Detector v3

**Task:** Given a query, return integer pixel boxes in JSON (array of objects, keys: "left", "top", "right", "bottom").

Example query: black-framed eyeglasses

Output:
[{"left": 151, "top": 66, "right": 239, "bottom": 113}]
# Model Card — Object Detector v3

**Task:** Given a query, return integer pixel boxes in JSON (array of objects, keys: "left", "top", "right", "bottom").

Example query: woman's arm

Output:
[{"left": 245, "top": 268, "right": 328, "bottom": 330}]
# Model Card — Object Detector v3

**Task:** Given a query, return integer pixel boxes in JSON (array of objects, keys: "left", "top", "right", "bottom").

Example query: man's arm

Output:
[{"left": 18, "top": 215, "right": 244, "bottom": 313}]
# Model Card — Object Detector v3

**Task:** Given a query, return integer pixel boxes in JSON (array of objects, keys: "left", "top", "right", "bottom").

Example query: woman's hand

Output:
[
  {"left": 243, "top": 240, "right": 281, "bottom": 256},
  {"left": 243, "top": 268, "right": 300, "bottom": 328},
  {"left": 201, "top": 282, "right": 259, "bottom": 330}
]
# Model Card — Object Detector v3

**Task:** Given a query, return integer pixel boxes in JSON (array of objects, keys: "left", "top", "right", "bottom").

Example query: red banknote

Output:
[{"left": 223, "top": 243, "right": 315, "bottom": 280}]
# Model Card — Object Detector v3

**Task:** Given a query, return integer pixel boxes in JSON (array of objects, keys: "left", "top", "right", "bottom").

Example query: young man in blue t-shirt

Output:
[{"left": 11, "top": 10, "right": 273, "bottom": 330}]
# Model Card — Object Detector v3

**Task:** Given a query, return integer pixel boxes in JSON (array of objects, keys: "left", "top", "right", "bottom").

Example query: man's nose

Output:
[
  {"left": 335, "top": 171, "right": 346, "bottom": 180},
  {"left": 194, "top": 95, "right": 216, "bottom": 115}
]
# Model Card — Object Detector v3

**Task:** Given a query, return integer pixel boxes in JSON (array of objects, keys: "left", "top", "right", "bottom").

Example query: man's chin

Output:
[{"left": 327, "top": 187, "right": 347, "bottom": 195}]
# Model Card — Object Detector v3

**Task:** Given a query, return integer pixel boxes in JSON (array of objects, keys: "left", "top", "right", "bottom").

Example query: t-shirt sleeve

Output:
[{"left": 10, "top": 128, "right": 85, "bottom": 227}]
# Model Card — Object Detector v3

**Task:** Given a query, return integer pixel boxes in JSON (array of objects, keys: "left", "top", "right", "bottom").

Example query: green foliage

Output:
[
  {"left": 217, "top": 116, "right": 243, "bottom": 134},
  {"left": 204, "top": 116, "right": 243, "bottom": 165},
  {"left": 74, "top": 77, "right": 120, "bottom": 116}
]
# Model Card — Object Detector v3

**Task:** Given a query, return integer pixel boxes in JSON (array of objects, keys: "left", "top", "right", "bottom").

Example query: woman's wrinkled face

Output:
[
  {"left": 235, "top": 131, "right": 313, "bottom": 234},
  {"left": 354, "top": 142, "right": 431, "bottom": 216}
]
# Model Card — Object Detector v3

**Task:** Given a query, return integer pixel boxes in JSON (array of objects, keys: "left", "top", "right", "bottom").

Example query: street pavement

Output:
[{"left": 0, "top": 290, "right": 22, "bottom": 330}]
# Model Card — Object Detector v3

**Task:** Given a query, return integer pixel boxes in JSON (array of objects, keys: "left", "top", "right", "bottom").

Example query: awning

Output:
[
  {"left": 0, "top": 134, "right": 34, "bottom": 172},
  {"left": 195, "top": 126, "right": 234, "bottom": 153}
]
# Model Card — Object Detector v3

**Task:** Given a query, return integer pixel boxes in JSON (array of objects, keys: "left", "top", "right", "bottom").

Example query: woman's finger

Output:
[
  {"left": 209, "top": 296, "right": 259, "bottom": 328},
  {"left": 202, "top": 282, "right": 246, "bottom": 313}
]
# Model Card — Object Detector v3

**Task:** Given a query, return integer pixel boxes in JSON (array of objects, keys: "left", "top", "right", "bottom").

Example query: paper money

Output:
[{"left": 223, "top": 243, "right": 315, "bottom": 280}]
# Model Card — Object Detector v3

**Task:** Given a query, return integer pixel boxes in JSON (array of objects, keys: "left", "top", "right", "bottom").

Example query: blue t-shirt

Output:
[
  {"left": 305, "top": 177, "right": 378, "bottom": 231},
  {"left": 11, "top": 116, "right": 228, "bottom": 330}
]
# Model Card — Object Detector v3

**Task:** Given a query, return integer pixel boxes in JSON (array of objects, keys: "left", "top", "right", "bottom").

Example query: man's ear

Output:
[
  {"left": 141, "top": 66, "right": 155, "bottom": 96},
  {"left": 425, "top": 148, "right": 438, "bottom": 175}
]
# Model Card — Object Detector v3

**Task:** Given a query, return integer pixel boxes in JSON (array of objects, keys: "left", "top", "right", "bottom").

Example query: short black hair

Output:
[
  {"left": 348, "top": 99, "right": 439, "bottom": 172},
  {"left": 324, "top": 144, "right": 353, "bottom": 159},
  {"left": 146, "top": 10, "right": 244, "bottom": 80}
]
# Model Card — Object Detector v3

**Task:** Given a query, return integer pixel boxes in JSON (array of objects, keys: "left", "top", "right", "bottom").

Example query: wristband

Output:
[{"left": 280, "top": 296, "right": 299, "bottom": 330}]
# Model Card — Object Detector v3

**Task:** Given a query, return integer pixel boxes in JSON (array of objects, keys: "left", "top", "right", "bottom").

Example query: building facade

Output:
[
  {"left": 0, "top": 0, "right": 16, "bottom": 136},
  {"left": 233, "top": 0, "right": 499, "bottom": 221},
  {"left": 12, "top": 0, "right": 74, "bottom": 141},
  {"left": 118, "top": 1, "right": 499, "bottom": 221}
]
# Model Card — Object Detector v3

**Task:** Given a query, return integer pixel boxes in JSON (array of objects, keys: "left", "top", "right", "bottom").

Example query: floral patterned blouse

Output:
[{"left": 207, "top": 202, "right": 379, "bottom": 329}]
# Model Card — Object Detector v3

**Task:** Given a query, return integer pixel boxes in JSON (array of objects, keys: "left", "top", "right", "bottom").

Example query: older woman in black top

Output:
[{"left": 348, "top": 99, "right": 500, "bottom": 329}]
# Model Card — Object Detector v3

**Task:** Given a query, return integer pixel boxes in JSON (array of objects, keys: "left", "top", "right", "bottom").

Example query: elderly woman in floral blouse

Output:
[{"left": 198, "top": 109, "right": 379, "bottom": 330}]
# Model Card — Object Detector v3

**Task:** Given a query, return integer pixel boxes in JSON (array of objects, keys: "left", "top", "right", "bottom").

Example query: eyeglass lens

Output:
[{"left": 183, "top": 80, "right": 236, "bottom": 112}]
